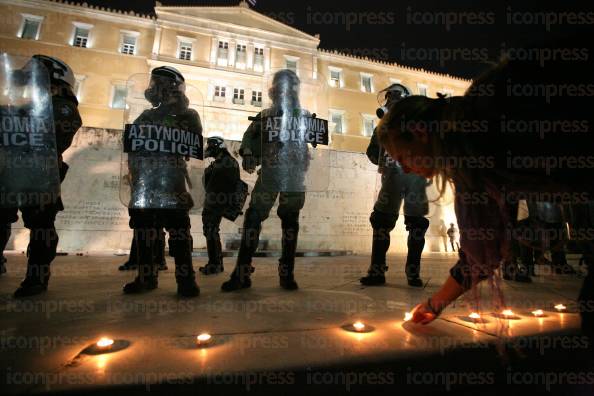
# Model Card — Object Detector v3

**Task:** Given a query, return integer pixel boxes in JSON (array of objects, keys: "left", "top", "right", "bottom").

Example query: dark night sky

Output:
[{"left": 85, "top": 0, "right": 590, "bottom": 79}]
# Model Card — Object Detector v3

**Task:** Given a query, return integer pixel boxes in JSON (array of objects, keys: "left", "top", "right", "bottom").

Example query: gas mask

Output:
[
  {"left": 205, "top": 137, "right": 226, "bottom": 159},
  {"left": 376, "top": 84, "right": 410, "bottom": 119},
  {"left": 144, "top": 76, "right": 185, "bottom": 108}
]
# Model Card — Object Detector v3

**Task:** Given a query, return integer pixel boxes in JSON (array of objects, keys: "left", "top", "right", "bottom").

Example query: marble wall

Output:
[{"left": 6, "top": 128, "right": 458, "bottom": 255}]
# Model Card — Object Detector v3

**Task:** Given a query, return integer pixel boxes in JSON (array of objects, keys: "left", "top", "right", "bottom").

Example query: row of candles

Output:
[
  {"left": 91, "top": 304, "right": 569, "bottom": 353},
  {"left": 349, "top": 303, "right": 568, "bottom": 333},
  {"left": 93, "top": 333, "right": 212, "bottom": 353}
]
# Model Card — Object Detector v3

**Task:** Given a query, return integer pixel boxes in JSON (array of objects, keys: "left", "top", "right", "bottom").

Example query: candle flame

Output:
[
  {"left": 554, "top": 304, "right": 566, "bottom": 311},
  {"left": 404, "top": 312, "right": 413, "bottom": 322},
  {"left": 532, "top": 309, "right": 544, "bottom": 317},
  {"left": 502, "top": 309, "right": 514, "bottom": 317},
  {"left": 469, "top": 312, "right": 481, "bottom": 319},
  {"left": 197, "top": 333, "right": 212, "bottom": 343},
  {"left": 353, "top": 321, "right": 365, "bottom": 331},
  {"left": 96, "top": 337, "right": 114, "bottom": 348}
]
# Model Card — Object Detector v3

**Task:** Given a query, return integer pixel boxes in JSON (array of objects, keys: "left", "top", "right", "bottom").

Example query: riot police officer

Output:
[
  {"left": 360, "top": 83, "right": 430, "bottom": 288},
  {"left": 123, "top": 66, "right": 201, "bottom": 297},
  {"left": 199, "top": 136, "right": 243, "bottom": 275},
  {"left": 521, "top": 201, "right": 574, "bottom": 276},
  {"left": 0, "top": 54, "right": 82, "bottom": 297},
  {"left": 221, "top": 69, "right": 309, "bottom": 292}
]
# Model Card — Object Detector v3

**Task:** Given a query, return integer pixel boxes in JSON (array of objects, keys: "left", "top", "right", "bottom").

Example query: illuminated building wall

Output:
[{"left": 0, "top": 0, "right": 467, "bottom": 253}]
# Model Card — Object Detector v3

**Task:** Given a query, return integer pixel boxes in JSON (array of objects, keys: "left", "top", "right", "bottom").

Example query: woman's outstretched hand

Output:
[
  {"left": 409, "top": 275, "right": 466, "bottom": 325},
  {"left": 410, "top": 301, "right": 439, "bottom": 325}
]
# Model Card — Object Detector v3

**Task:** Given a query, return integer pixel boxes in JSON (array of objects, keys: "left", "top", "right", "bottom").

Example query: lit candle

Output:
[
  {"left": 502, "top": 309, "right": 514, "bottom": 317},
  {"left": 554, "top": 304, "right": 567, "bottom": 312},
  {"left": 532, "top": 309, "right": 544, "bottom": 317},
  {"left": 404, "top": 312, "right": 413, "bottom": 322},
  {"left": 196, "top": 333, "right": 212, "bottom": 346},
  {"left": 96, "top": 337, "right": 114, "bottom": 350},
  {"left": 469, "top": 312, "right": 481, "bottom": 320},
  {"left": 353, "top": 321, "right": 366, "bottom": 331}
]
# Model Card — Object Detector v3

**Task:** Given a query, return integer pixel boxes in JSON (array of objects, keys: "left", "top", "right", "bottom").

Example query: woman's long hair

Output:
[{"left": 376, "top": 94, "right": 474, "bottom": 199}]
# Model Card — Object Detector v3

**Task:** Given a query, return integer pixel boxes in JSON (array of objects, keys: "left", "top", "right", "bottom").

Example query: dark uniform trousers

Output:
[
  {"left": 202, "top": 207, "right": 224, "bottom": 266},
  {"left": 128, "top": 208, "right": 193, "bottom": 282},
  {"left": 234, "top": 174, "right": 305, "bottom": 278},
  {"left": 0, "top": 202, "right": 61, "bottom": 284},
  {"left": 370, "top": 172, "right": 429, "bottom": 279}
]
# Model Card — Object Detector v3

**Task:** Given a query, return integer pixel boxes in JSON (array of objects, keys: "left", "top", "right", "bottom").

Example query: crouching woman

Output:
[{"left": 377, "top": 36, "right": 594, "bottom": 334}]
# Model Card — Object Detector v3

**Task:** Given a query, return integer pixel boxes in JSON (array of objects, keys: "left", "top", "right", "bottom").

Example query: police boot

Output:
[
  {"left": 119, "top": 236, "right": 138, "bottom": 271},
  {"left": 123, "top": 262, "right": 158, "bottom": 294},
  {"left": 514, "top": 264, "right": 532, "bottom": 283},
  {"left": 14, "top": 265, "right": 50, "bottom": 298},
  {"left": 360, "top": 229, "right": 389, "bottom": 286},
  {"left": 177, "top": 271, "right": 200, "bottom": 298},
  {"left": 118, "top": 260, "right": 137, "bottom": 271},
  {"left": 404, "top": 216, "right": 429, "bottom": 288},
  {"left": 124, "top": 233, "right": 158, "bottom": 294},
  {"left": 176, "top": 259, "right": 200, "bottom": 297},
  {"left": 171, "top": 236, "right": 199, "bottom": 298},
  {"left": 222, "top": 210, "right": 259, "bottom": 292},
  {"left": 14, "top": 227, "right": 57, "bottom": 298},
  {"left": 200, "top": 238, "right": 224, "bottom": 275},
  {"left": 552, "top": 251, "right": 576, "bottom": 275},
  {"left": 279, "top": 221, "right": 299, "bottom": 290}
]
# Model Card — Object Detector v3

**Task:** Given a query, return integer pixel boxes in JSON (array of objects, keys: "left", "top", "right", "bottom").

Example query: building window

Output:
[
  {"left": 73, "top": 26, "right": 90, "bottom": 48},
  {"left": 111, "top": 85, "right": 127, "bottom": 109},
  {"left": 214, "top": 85, "right": 226, "bottom": 102},
  {"left": 329, "top": 68, "right": 343, "bottom": 88},
  {"left": 217, "top": 41, "right": 229, "bottom": 66},
  {"left": 361, "top": 74, "right": 374, "bottom": 93},
  {"left": 120, "top": 33, "right": 138, "bottom": 55},
  {"left": 285, "top": 57, "right": 299, "bottom": 74},
  {"left": 254, "top": 47, "right": 264, "bottom": 71},
  {"left": 179, "top": 41, "right": 193, "bottom": 61},
  {"left": 330, "top": 111, "right": 344, "bottom": 134},
  {"left": 235, "top": 44, "right": 247, "bottom": 68},
  {"left": 251, "top": 91, "right": 262, "bottom": 107},
  {"left": 233, "top": 88, "right": 245, "bottom": 105},
  {"left": 418, "top": 84, "right": 428, "bottom": 96},
  {"left": 19, "top": 15, "right": 43, "bottom": 40},
  {"left": 362, "top": 115, "right": 375, "bottom": 137}
]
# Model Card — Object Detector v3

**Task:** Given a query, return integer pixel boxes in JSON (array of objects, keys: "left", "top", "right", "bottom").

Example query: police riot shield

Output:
[
  {"left": 259, "top": 68, "right": 330, "bottom": 192},
  {"left": 0, "top": 54, "right": 60, "bottom": 208},
  {"left": 119, "top": 73, "right": 205, "bottom": 210}
]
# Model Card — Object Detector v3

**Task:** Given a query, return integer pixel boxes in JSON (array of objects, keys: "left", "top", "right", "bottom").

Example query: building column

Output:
[
  {"left": 228, "top": 39, "right": 237, "bottom": 68},
  {"left": 247, "top": 43, "right": 255, "bottom": 70},
  {"left": 210, "top": 37, "right": 218, "bottom": 65},
  {"left": 151, "top": 26, "right": 162, "bottom": 60},
  {"left": 264, "top": 47, "right": 271, "bottom": 73}
]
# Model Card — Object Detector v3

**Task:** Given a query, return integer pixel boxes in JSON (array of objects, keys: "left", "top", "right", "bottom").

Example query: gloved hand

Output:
[{"left": 242, "top": 155, "right": 257, "bottom": 174}]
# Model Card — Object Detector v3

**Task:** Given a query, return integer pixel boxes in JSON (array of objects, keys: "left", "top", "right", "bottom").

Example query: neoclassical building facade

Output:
[
  {"left": 0, "top": 0, "right": 470, "bottom": 153},
  {"left": 0, "top": 0, "right": 465, "bottom": 254}
]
